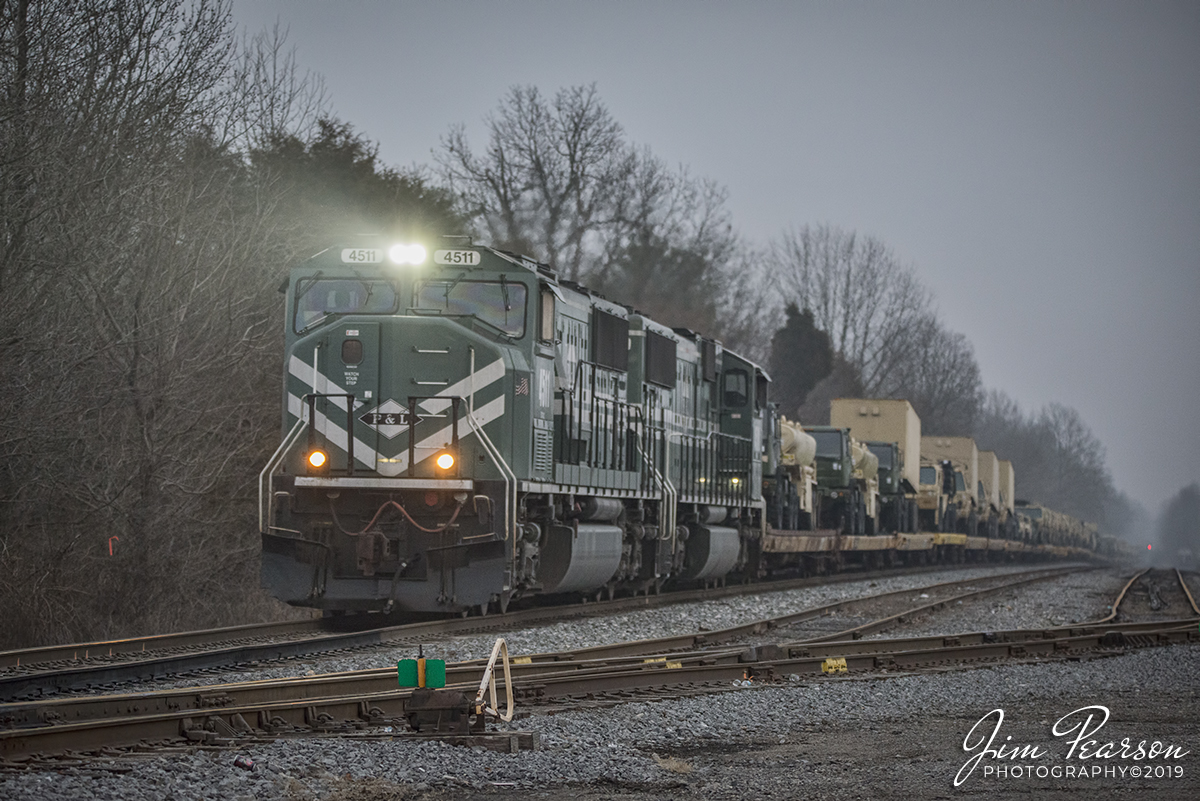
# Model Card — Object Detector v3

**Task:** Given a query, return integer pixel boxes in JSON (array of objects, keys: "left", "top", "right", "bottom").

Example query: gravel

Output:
[
  {"left": 860, "top": 567, "right": 1131, "bottom": 639},
  {"left": 9, "top": 563, "right": 1181, "bottom": 801},
  {"left": 137, "top": 563, "right": 1092, "bottom": 692},
  {"left": 3, "top": 638, "right": 1194, "bottom": 799}
]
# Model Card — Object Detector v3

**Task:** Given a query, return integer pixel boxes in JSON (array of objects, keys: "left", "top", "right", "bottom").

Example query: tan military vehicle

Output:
[
  {"left": 978, "top": 450, "right": 1001, "bottom": 538},
  {"left": 997, "top": 460, "right": 1023, "bottom": 540},
  {"left": 921, "top": 436, "right": 979, "bottom": 536},
  {"left": 916, "top": 458, "right": 956, "bottom": 532},
  {"left": 830, "top": 399, "right": 921, "bottom": 532}
]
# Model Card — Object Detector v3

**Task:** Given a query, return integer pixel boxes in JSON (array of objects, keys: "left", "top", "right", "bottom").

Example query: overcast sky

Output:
[{"left": 231, "top": 1, "right": 1200, "bottom": 517}]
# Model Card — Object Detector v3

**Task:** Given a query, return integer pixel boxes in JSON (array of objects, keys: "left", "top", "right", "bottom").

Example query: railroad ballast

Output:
[{"left": 260, "top": 240, "right": 1122, "bottom": 615}]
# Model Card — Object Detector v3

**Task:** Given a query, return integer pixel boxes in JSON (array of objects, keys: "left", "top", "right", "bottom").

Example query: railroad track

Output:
[
  {"left": 3, "top": 563, "right": 1157, "bottom": 761},
  {"left": 1096, "top": 567, "right": 1200, "bottom": 623},
  {"left": 0, "top": 562, "right": 1071, "bottom": 700}
]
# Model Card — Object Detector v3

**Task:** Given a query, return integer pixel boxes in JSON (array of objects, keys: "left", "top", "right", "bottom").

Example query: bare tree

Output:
[
  {"left": 0, "top": 0, "right": 336, "bottom": 647},
  {"left": 592, "top": 159, "right": 739, "bottom": 333},
  {"left": 439, "top": 84, "right": 632, "bottom": 280},
  {"left": 221, "top": 21, "right": 328, "bottom": 150},
  {"left": 439, "top": 84, "right": 743, "bottom": 337},
  {"left": 770, "top": 224, "right": 934, "bottom": 394},
  {"left": 768, "top": 224, "right": 981, "bottom": 430},
  {"left": 974, "top": 391, "right": 1114, "bottom": 524},
  {"left": 883, "top": 318, "right": 983, "bottom": 434},
  {"left": 711, "top": 249, "right": 784, "bottom": 365}
]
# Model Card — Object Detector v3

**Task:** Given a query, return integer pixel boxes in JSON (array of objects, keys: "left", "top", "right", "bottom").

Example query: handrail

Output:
[
  {"left": 633, "top": 432, "right": 675, "bottom": 543},
  {"left": 259, "top": 418, "right": 306, "bottom": 533},
  {"left": 465, "top": 408, "right": 518, "bottom": 552},
  {"left": 474, "top": 638, "right": 514, "bottom": 722}
]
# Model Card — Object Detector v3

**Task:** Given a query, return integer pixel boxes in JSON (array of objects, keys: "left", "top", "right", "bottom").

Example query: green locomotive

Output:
[{"left": 260, "top": 240, "right": 770, "bottom": 614}]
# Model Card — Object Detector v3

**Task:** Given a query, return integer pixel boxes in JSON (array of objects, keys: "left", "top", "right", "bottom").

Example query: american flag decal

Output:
[{"left": 515, "top": 375, "right": 530, "bottom": 395}]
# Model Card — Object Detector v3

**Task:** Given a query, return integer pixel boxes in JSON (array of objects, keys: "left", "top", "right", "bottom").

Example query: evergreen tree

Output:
[{"left": 768, "top": 305, "right": 833, "bottom": 417}]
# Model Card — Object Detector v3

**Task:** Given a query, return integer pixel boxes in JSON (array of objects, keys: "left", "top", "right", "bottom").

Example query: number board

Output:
[
  {"left": 341, "top": 248, "right": 382, "bottom": 264},
  {"left": 434, "top": 249, "right": 481, "bottom": 266}
]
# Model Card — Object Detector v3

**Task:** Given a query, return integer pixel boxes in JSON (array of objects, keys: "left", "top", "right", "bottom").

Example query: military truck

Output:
[
  {"left": 916, "top": 458, "right": 957, "bottom": 531},
  {"left": 765, "top": 416, "right": 818, "bottom": 531},
  {"left": 1015, "top": 502, "right": 1098, "bottom": 551},
  {"left": 804, "top": 425, "right": 879, "bottom": 535},
  {"left": 920, "top": 436, "right": 979, "bottom": 536},
  {"left": 978, "top": 450, "right": 1001, "bottom": 538},
  {"left": 997, "top": 459, "right": 1022, "bottom": 539},
  {"left": 830, "top": 399, "right": 921, "bottom": 533}
]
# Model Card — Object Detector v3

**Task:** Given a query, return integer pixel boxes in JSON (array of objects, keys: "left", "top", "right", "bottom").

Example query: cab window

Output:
[
  {"left": 539, "top": 288, "right": 556, "bottom": 342},
  {"left": 723, "top": 369, "right": 748, "bottom": 407},
  {"left": 415, "top": 279, "right": 527, "bottom": 337},
  {"left": 294, "top": 279, "right": 396, "bottom": 333}
]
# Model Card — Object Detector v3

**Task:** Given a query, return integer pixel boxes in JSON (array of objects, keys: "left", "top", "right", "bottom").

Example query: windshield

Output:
[
  {"left": 416, "top": 279, "right": 527, "bottom": 337},
  {"left": 809, "top": 431, "right": 844, "bottom": 458},
  {"left": 294, "top": 278, "right": 396, "bottom": 332},
  {"left": 955, "top": 472, "right": 966, "bottom": 492},
  {"left": 868, "top": 444, "right": 893, "bottom": 469},
  {"left": 920, "top": 466, "right": 936, "bottom": 485}
]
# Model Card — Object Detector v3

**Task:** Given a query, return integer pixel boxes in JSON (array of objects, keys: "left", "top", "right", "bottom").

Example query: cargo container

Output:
[
  {"left": 830, "top": 399, "right": 921, "bottom": 489},
  {"left": 978, "top": 450, "right": 1001, "bottom": 537}
]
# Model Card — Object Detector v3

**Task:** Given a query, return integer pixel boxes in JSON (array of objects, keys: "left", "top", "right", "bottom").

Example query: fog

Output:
[{"left": 232, "top": 0, "right": 1200, "bottom": 513}]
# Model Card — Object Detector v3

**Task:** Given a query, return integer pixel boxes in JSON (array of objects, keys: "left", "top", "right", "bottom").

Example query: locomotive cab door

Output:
[{"left": 331, "top": 322, "right": 380, "bottom": 473}]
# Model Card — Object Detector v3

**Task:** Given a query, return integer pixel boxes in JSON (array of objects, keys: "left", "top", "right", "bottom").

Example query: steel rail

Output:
[
  {"left": 0, "top": 561, "right": 1006, "bottom": 670},
  {"left": 1092, "top": 567, "right": 1149, "bottom": 624},
  {"left": 0, "top": 566, "right": 1089, "bottom": 731},
  {"left": 0, "top": 619, "right": 327, "bottom": 671},
  {"left": 0, "top": 562, "right": 1067, "bottom": 699},
  {"left": 2, "top": 618, "right": 1195, "bottom": 762},
  {"left": 1175, "top": 568, "right": 1200, "bottom": 616}
]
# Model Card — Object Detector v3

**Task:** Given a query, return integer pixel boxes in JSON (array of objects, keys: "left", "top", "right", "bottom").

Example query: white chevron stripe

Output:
[
  {"left": 285, "top": 390, "right": 506, "bottom": 476},
  {"left": 287, "top": 355, "right": 360, "bottom": 411},
  {"left": 376, "top": 394, "right": 506, "bottom": 477},
  {"left": 286, "top": 354, "right": 508, "bottom": 476},
  {"left": 287, "top": 393, "right": 380, "bottom": 469},
  {"left": 418, "top": 358, "right": 505, "bottom": 414}
]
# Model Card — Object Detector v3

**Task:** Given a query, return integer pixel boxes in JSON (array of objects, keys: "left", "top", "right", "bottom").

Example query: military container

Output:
[
  {"left": 997, "top": 460, "right": 1016, "bottom": 515},
  {"left": 921, "top": 437, "right": 978, "bottom": 500},
  {"left": 830, "top": 399, "right": 921, "bottom": 490},
  {"left": 978, "top": 450, "right": 1000, "bottom": 512}
]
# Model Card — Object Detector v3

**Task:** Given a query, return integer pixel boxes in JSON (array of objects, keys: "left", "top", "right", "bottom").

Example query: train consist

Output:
[{"left": 259, "top": 240, "right": 1123, "bottom": 615}]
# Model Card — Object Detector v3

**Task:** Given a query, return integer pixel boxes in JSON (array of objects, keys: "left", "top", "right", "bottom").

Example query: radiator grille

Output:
[{"left": 533, "top": 428, "right": 554, "bottom": 475}]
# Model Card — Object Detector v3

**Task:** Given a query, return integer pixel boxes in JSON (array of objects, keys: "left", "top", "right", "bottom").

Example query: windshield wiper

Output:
[
  {"left": 294, "top": 270, "right": 324, "bottom": 306},
  {"left": 441, "top": 271, "right": 468, "bottom": 304}
]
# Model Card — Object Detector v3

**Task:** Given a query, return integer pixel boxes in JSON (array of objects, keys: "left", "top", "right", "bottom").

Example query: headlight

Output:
[
  {"left": 307, "top": 450, "right": 327, "bottom": 469},
  {"left": 436, "top": 451, "right": 455, "bottom": 470},
  {"left": 389, "top": 243, "right": 427, "bottom": 265}
]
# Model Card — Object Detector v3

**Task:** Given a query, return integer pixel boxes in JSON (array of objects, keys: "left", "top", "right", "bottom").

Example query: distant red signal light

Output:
[{"left": 1147, "top": 544, "right": 1152, "bottom": 550}]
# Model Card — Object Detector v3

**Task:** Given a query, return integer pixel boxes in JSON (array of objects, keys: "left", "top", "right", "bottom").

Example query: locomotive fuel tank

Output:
[{"left": 538, "top": 522, "right": 624, "bottom": 594}]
